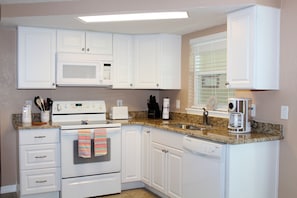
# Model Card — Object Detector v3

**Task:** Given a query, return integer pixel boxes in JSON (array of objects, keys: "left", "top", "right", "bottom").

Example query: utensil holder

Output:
[{"left": 41, "top": 111, "right": 50, "bottom": 123}]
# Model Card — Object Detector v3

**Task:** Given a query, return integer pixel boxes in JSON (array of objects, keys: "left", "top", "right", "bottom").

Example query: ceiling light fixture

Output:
[{"left": 78, "top": 11, "right": 188, "bottom": 23}]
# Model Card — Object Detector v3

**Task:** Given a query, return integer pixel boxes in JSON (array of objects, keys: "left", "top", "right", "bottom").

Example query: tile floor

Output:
[{"left": 0, "top": 188, "right": 160, "bottom": 198}]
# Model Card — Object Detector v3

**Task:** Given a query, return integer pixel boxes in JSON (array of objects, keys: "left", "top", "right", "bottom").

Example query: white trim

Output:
[
  {"left": 186, "top": 108, "right": 229, "bottom": 118},
  {"left": 190, "top": 32, "right": 227, "bottom": 45},
  {"left": 0, "top": 184, "right": 16, "bottom": 194}
]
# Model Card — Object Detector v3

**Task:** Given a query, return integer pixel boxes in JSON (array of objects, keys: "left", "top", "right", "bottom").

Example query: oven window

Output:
[{"left": 73, "top": 138, "right": 111, "bottom": 164}]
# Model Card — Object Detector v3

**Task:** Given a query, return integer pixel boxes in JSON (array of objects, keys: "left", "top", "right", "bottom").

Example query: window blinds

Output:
[{"left": 189, "top": 32, "right": 233, "bottom": 111}]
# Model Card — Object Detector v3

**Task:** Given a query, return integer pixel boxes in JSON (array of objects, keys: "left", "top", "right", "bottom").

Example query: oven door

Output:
[{"left": 60, "top": 127, "right": 121, "bottom": 178}]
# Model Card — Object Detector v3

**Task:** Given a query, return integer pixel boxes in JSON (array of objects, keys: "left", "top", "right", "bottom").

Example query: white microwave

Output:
[{"left": 56, "top": 53, "right": 112, "bottom": 86}]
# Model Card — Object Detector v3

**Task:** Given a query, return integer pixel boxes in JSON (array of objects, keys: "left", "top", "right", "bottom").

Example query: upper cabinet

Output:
[
  {"left": 18, "top": 26, "right": 56, "bottom": 89},
  {"left": 112, "top": 34, "right": 134, "bottom": 88},
  {"left": 57, "top": 30, "right": 112, "bottom": 55},
  {"left": 227, "top": 5, "right": 280, "bottom": 90},
  {"left": 112, "top": 34, "right": 181, "bottom": 89}
]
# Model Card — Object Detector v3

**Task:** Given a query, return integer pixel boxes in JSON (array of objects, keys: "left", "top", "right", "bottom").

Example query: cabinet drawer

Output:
[
  {"left": 151, "top": 129, "right": 183, "bottom": 150},
  {"left": 20, "top": 144, "right": 60, "bottom": 170},
  {"left": 20, "top": 168, "right": 61, "bottom": 195},
  {"left": 19, "top": 128, "right": 59, "bottom": 145}
]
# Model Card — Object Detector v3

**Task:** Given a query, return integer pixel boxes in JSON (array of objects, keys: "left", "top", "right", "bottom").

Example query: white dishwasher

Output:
[{"left": 182, "top": 136, "right": 226, "bottom": 198}]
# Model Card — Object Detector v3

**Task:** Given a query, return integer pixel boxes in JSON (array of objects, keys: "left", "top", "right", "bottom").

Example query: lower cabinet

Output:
[
  {"left": 122, "top": 126, "right": 183, "bottom": 198},
  {"left": 151, "top": 129, "right": 183, "bottom": 198},
  {"left": 121, "top": 125, "right": 142, "bottom": 183},
  {"left": 18, "top": 128, "right": 60, "bottom": 198},
  {"left": 141, "top": 127, "right": 152, "bottom": 185},
  {"left": 151, "top": 142, "right": 183, "bottom": 198}
]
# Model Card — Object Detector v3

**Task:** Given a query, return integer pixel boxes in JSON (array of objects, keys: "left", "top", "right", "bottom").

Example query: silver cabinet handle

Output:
[
  {"left": 82, "top": 48, "right": 85, "bottom": 51},
  {"left": 36, "top": 180, "right": 47, "bottom": 184},
  {"left": 34, "top": 136, "right": 46, "bottom": 139},
  {"left": 87, "top": 48, "right": 90, "bottom": 52},
  {"left": 146, "top": 130, "right": 150, "bottom": 133},
  {"left": 35, "top": 155, "right": 47, "bottom": 159}
]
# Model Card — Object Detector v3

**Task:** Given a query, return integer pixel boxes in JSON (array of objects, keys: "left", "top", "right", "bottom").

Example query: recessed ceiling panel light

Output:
[{"left": 78, "top": 11, "right": 188, "bottom": 23}]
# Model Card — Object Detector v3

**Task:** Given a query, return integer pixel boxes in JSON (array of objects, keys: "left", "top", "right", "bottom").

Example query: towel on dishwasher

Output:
[
  {"left": 94, "top": 129, "right": 107, "bottom": 156},
  {"left": 78, "top": 129, "right": 91, "bottom": 158}
]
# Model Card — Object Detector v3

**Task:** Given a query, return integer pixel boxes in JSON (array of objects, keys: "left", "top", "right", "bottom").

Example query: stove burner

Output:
[{"left": 81, "top": 120, "right": 88, "bottom": 125}]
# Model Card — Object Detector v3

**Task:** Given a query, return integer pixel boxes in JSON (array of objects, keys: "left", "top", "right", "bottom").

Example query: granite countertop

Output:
[
  {"left": 118, "top": 118, "right": 284, "bottom": 145},
  {"left": 12, "top": 113, "right": 284, "bottom": 145}
]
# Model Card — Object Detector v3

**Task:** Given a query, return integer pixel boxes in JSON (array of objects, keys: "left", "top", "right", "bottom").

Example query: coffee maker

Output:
[{"left": 228, "top": 98, "right": 251, "bottom": 133}]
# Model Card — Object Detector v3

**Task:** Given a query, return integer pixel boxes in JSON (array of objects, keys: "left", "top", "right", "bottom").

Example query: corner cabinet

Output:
[
  {"left": 112, "top": 34, "right": 181, "bottom": 89},
  {"left": 18, "top": 27, "right": 56, "bottom": 89},
  {"left": 227, "top": 5, "right": 280, "bottom": 90},
  {"left": 57, "top": 29, "right": 112, "bottom": 55},
  {"left": 18, "top": 128, "right": 61, "bottom": 198}
]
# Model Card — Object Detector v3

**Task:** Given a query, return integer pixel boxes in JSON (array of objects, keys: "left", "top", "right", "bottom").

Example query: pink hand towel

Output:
[
  {"left": 78, "top": 129, "right": 91, "bottom": 158},
  {"left": 94, "top": 129, "right": 107, "bottom": 156}
]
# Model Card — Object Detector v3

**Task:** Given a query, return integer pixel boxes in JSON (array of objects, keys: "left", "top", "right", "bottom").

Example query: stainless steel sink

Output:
[{"left": 167, "top": 123, "right": 208, "bottom": 131}]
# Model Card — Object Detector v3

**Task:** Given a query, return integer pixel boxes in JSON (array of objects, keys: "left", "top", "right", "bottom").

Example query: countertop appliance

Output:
[
  {"left": 182, "top": 135, "right": 226, "bottom": 198},
  {"left": 52, "top": 100, "right": 121, "bottom": 198},
  {"left": 162, "top": 97, "right": 170, "bottom": 120},
  {"left": 228, "top": 98, "right": 252, "bottom": 133}
]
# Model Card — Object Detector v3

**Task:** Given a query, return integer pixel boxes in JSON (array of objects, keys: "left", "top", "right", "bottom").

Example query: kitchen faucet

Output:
[{"left": 202, "top": 108, "right": 210, "bottom": 126}]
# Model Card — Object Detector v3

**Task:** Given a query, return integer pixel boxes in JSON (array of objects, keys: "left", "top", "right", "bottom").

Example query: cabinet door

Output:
[
  {"left": 86, "top": 32, "right": 112, "bottom": 54},
  {"left": 151, "top": 142, "right": 167, "bottom": 194},
  {"left": 18, "top": 27, "right": 56, "bottom": 89},
  {"left": 167, "top": 147, "right": 183, "bottom": 198},
  {"left": 227, "top": 6, "right": 280, "bottom": 90},
  {"left": 227, "top": 7, "right": 255, "bottom": 89},
  {"left": 57, "top": 30, "right": 86, "bottom": 53},
  {"left": 134, "top": 35, "right": 160, "bottom": 89},
  {"left": 158, "top": 34, "right": 181, "bottom": 89},
  {"left": 121, "top": 126, "right": 141, "bottom": 183},
  {"left": 141, "top": 127, "right": 151, "bottom": 185},
  {"left": 112, "top": 34, "right": 134, "bottom": 88}
]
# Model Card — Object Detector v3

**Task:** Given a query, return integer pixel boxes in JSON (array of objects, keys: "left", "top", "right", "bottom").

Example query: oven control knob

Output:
[{"left": 57, "top": 104, "right": 62, "bottom": 112}]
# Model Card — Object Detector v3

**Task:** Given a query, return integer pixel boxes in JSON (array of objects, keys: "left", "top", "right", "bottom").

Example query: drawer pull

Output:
[
  {"left": 34, "top": 136, "right": 46, "bottom": 139},
  {"left": 36, "top": 180, "right": 47, "bottom": 184},
  {"left": 35, "top": 155, "right": 47, "bottom": 159}
]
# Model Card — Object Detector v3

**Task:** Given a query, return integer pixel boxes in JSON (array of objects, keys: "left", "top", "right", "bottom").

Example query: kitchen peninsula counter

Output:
[{"left": 118, "top": 117, "right": 284, "bottom": 145}]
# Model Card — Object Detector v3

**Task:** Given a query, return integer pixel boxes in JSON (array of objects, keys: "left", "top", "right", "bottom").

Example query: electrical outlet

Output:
[
  {"left": 116, "top": 99, "right": 123, "bottom": 107},
  {"left": 176, "top": 100, "right": 180, "bottom": 109},
  {"left": 251, "top": 104, "right": 256, "bottom": 117},
  {"left": 281, "top": 105, "right": 289, "bottom": 120}
]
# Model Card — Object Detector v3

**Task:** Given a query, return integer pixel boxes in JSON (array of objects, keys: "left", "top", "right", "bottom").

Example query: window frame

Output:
[{"left": 186, "top": 32, "right": 232, "bottom": 118}]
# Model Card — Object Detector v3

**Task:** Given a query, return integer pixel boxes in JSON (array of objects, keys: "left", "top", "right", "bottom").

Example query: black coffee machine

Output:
[{"left": 147, "top": 95, "right": 161, "bottom": 119}]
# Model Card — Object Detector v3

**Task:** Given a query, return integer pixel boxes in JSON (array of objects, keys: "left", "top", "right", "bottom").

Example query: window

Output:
[{"left": 187, "top": 32, "right": 234, "bottom": 114}]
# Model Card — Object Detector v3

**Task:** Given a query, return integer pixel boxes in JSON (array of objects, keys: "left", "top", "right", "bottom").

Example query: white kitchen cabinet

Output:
[
  {"left": 112, "top": 34, "right": 181, "bottom": 89},
  {"left": 134, "top": 34, "right": 181, "bottom": 89},
  {"left": 226, "top": 141, "right": 280, "bottom": 198},
  {"left": 151, "top": 129, "right": 183, "bottom": 198},
  {"left": 141, "top": 127, "right": 152, "bottom": 185},
  {"left": 121, "top": 125, "right": 142, "bottom": 183},
  {"left": 112, "top": 34, "right": 134, "bottom": 88},
  {"left": 18, "top": 128, "right": 60, "bottom": 198},
  {"left": 57, "top": 29, "right": 112, "bottom": 55},
  {"left": 227, "top": 5, "right": 280, "bottom": 90},
  {"left": 18, "top": 26, "right": 56, "bottom": 89}
]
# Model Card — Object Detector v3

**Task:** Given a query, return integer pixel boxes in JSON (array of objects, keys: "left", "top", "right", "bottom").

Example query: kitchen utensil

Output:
[{"left": 34, "top": 96, "right": 43, "bottom": 111}]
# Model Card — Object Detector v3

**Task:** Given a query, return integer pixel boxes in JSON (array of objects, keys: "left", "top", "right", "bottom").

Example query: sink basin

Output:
[{"left": 168, "top": 123, "right": 208, "bottom": 131}]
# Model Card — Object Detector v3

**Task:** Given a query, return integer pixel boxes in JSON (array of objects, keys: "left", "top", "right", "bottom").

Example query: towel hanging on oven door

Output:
[
  {"left": 78, "top": 129, "right": 91, "bottom": 158},
  {"left": 94, "top": 129, "right": 107, "bottom": 156}
]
